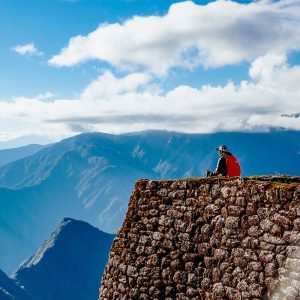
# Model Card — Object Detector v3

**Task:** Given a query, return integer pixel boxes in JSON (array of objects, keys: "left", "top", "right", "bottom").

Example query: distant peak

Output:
[{"left": 61, "top": 217, "right": 76, "bottom": 224}]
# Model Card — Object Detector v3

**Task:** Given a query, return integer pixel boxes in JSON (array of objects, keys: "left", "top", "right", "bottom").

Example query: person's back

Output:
[
  {"left": 206, "top": 145, "right": 241, "bottom": 177},
  {"left": 226, "top": 152, "right": 241, "bottom": 177}
]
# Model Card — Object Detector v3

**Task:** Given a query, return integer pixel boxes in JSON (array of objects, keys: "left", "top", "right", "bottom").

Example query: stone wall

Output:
[{"left": 99, "top": 177, "right": 300, "bottom": 299}]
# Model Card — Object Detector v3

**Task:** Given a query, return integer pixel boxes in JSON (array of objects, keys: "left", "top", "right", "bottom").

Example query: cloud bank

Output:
[
  {"left": 1, "top": 0, "right": 300, "bottom": 141},
  {"left": 1, "top": 52, "right": 300, "bottom": 140},
  {"left": 49, "top": 0, "right": 300, "bottom": 74}
]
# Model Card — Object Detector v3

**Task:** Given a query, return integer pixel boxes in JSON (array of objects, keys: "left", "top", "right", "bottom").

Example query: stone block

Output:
[
  {"left": 228, "top": 205, "right": 244, "bottom": 217},
  {"left": 153, "top": 231, "right": 164, "bottom": 241},
  {"left": 261, "top": 233, "right": 286, "bottom": 245},
  {"left": 248, "top": 261, "right": 263, "bottom": 272},
  {"left": 225, "top": 216, "right": 239, "bottom": 229},
  {"left": 187, "top": 273, "right": 198, "bottom": 288},
  {"left": 265, "top": 262, "right": 278, "bottom": 277},
  {"left": 248, "top": 225, "right": 263, "bottom": 237},
  {"left": 274, "top": 213, "right": 292, "bottom": 229},
  {"left": 247, "top": 215, "right": 259, "bottom": 225},
  {"left": 212, "top": 283, "right": 225, "bottom": 297},
  {"left": 259, "top": 250, "right": 274, "bottom": 263},
  {"left": 127, "top": 265, "right": 137, "bottom": 277},
  {"left": 214, "top": 248, "right": 229, "bottom": 260},
  {"left": 246, "top": 202, "right": 257, "bottom": 215},
  {"left": 286, "top": 246, "right": 300, "bottom": 258}
]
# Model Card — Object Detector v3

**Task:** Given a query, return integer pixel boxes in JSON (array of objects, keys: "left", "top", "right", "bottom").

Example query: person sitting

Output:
[{"left": 206, "top": 145, "right": 241, "bottom": 177}]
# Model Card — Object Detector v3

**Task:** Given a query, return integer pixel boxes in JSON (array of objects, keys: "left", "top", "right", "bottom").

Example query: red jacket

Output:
[{"left": 212, "top": 152, "right": 241, "bottom": 177}]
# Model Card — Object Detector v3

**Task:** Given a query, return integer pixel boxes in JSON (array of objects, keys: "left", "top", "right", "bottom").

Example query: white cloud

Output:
[
  {"left": 249, "top": 52, "right": 287, "bottom": 82},
  {"left": 11, "top": 43, "right": 42, "bottom": 56},
  {"left": 80, "top": 71, "right": 152, "bottom": 100},
  {"left": 49, "top": 0, "right": 300, "bottom": 74},
  {"left": 36, "top": 92, "right": 55, "bottom": 101},
  {"left": 1, "top": 53, "right": 300, "bottom": 141}
]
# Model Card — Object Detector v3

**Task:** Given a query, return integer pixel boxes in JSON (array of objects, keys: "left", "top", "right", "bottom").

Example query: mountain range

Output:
[
  {"left": 0, "top": 218, "right": 114, "bottom": 300},
  {"left": 1, "top": 130, "right": 300, "bottom": 273},
  {"left": 0, "top": 144, "right": 45, "bottom": 167},
  {"left": 0, "top": 135, "right": 52, "bottom": 151}
]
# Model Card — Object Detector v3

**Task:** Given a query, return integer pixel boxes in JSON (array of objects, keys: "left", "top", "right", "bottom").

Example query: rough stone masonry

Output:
[{"left": 100, "top": 176, "right": 300, "bottom": 299}]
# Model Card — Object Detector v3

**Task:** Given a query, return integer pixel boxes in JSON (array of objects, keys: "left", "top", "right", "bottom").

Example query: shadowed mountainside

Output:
[
  {"left": 0, "top": 269, "right": 30, "bottom": 300},
  {"left": 12, "top": 218, "right": 115, "bottom": 300}
]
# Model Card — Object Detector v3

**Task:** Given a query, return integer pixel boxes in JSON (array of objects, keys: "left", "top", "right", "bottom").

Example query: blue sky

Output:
[
  {"left": 0, "top": 0, "right": 300, "bottom": 144},
  {"left": 0, "top": 0, "right": 252, "bottom": 99}
]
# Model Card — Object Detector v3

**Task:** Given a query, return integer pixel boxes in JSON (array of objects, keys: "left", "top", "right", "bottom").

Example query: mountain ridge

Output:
[{"left": 0, "top": 144, "right": 46, "bottom": 167}]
